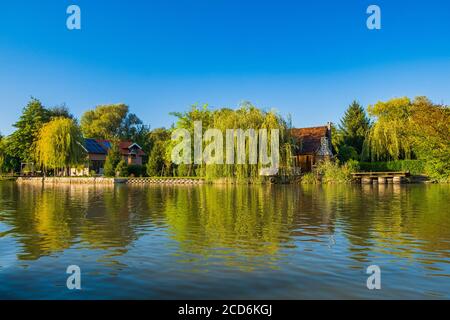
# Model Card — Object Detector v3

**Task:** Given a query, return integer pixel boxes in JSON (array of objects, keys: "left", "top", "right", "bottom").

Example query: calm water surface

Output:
[{"left": 0, "top": 182, "right": 449, "bottom": 299}]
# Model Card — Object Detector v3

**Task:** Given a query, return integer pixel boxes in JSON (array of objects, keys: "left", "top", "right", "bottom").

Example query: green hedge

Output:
[
  {"left": 127, "top": 164, "right": 147, "bottom": 177},
  {"left": 359, "top": 160, "right": 425, "bottom": 175}
]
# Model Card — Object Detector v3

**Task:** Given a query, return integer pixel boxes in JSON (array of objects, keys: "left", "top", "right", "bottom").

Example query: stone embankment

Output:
[{"left": 16, "top": 177, "right": 204, "bottom": 185}]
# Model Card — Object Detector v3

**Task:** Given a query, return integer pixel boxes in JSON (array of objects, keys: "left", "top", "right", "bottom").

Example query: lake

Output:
[{"left": 0, "top": 182, "right": 449, "bottom": 299}]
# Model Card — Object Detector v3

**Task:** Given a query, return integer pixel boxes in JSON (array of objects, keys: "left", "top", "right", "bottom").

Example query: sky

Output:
[{"left": 0, "top": 0, "right": 449, "bottom": 135}]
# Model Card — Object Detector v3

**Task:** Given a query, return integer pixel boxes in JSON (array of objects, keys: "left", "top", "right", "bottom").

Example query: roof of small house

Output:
[
  {"left": 84, "top": 138, "right": 107, "bottom": 154},
  {"left": 83, "top": 139, "right": 146, "bottom": 156},
  {"left": 118, "top": 141, "right": 146, "bottom": 156},
  {"left": 290, "top": 126, "right": 330, "bottom": 155}
]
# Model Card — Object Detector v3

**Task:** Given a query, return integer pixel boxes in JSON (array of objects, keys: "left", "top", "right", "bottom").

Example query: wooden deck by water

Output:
[{"left": 351, "top": 171, "right": 410, "bottom": 184}]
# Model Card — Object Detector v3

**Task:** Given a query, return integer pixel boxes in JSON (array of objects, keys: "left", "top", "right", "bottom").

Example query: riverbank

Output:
[
  {"left": 15, "top": 176, "right": 205, "bottom": 185},
  {"left": 0, "top": 176, "right": 16, "bottom": 181},
  {"left": 1, "top": 182, "right": 449, "bottom": 299}
]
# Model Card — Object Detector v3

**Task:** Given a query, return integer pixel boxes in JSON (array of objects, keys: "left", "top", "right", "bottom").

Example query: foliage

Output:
[
  {"left": 364, "top": 97, "right": 414, "bottom": 161},
  {"left": 336, "top": 144, "right": 359, "bottom": 163},
  {"left": 300, "top": 172, "right": 319, "bottom": 184},
  {"left": 0, "top": 136, "right": 19, "bottom": 174},
  {"left": 7, "top": 98, "right": 50, "bottom": 162},
  {"left": 103, "top": 142, "right": 122, "bottom": 177},
  {"left": 115, "top": 160, "right": 128, "bottom": 177},
  {"left": 147, "top": 141, "right": 166, "bottom": 176},
  {"left": 35, "top": 117, "right": 86, "bottom": 173},
  {"left": 336, "top": 101, "right": 370, "bottom": 160},
  {"left": 409, "top": 97, "right": 450, "bottom": 181},
  {"left": 168, "top": 102, "right": 292, "bottom": 181},
  {"left": 119, "top": 113, "right": 151, "bottom": 150},
  {"left": 48, "top": 105, "right": 74, "bottom": 120},
  {"left": 359, "top": 160, "right": 425, "bottom": 175},
  {"left": 127, "top": 164, "right": 146, "bottom": 177},
  {"left": 147, "top": 128, "right": 171, "bottom": 151},
  {"left": 362, "top": 96, "right": 449, "bottom": 180},
  {"left": 315, "top": 160, "right": 357, "bottom": 183},
  {"left": 81, "top": 104, "right": 151, "bottom": 152}
]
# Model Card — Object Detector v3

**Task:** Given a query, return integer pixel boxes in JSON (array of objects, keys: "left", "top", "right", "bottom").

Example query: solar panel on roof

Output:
[{"left": 84, "top": 139, "right": 107, "bottom": 154}]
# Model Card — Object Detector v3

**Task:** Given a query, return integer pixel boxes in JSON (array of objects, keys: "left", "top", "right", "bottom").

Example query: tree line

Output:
[
  {"left": 0, "top": 96, "right": 448, "bottom": 181},
  {"left": 332, "top": 96, "right": 449, "bottom": 181}
]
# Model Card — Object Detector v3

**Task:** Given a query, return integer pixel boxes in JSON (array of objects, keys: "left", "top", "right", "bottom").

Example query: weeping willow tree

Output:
[
  {"left": 168, "top": 102, "right": 294, "bottom": 181},
  {"left": 363, "top": 97, "right": 414, "bottom": 161},
  {"left": 35, "top": 117, "right": 86, "bottom": 175}
]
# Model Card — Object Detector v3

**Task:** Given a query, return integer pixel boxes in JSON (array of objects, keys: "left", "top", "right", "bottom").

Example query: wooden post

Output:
[
  {"left": 393, "top": 176, "right": 404, "bottom": 184},
  {"left": 378, "top": 177, "right": 387, "bottom": 184}
]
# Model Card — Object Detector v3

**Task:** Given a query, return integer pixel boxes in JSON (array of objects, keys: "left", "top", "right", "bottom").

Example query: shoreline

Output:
[{"left": 9, "top": 175, "right": 443, "bottom": 185}]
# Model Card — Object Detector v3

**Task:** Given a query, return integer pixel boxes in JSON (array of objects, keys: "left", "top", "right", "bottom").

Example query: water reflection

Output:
[{"left": 0, "top": 182, "right": 449, "bottom": 298}]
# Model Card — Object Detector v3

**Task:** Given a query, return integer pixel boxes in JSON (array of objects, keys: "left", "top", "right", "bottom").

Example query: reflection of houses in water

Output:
[
  {"left": 291, "top": 123, "right": 333, "bottom": 172},
  {"left": 7, "top": 184, "right": 142, "bottom": 261}
]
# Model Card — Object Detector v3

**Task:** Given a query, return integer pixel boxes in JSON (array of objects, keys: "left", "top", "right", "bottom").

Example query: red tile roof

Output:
[
  {"left": 118, "top": 141, "right": 146, "bottom": 156},
  {"left": 290, "top": 126, "right": 329, "bottom": 154}
]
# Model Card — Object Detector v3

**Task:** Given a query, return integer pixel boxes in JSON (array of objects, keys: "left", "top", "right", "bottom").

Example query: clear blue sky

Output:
[{"left": 1, "top": 0, "right": 449, "bottom": 134}]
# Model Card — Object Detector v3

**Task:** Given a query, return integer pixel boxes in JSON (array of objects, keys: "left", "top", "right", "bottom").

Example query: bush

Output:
[
  {"left": 104, "top": 142, "right": 122, "bottom": 177},
  {"left": 146, "top": 142, "right": 165, "bottom": 177},
  {"left": 115, "top": 160, "right": 128, "bottom": 177},
  {"left": 315, "top": 160, "right": 356, "bottom": 183},
  {"left": 300, "top": 172, "right": 320, "bottom": 184},
  {"left": 346, "top": 159, "right": 360, "bottom": 172},
  {"left": 128, "top": 164, "right": 146, "bottom": 177},
  {"left": 358, "top": 160, "right": 425, "bottom": 175}
]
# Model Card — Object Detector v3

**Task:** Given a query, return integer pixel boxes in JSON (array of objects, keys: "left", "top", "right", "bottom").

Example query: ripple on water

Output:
[{"left": 0, "top": 182, "right": 449, "bottom": 299}]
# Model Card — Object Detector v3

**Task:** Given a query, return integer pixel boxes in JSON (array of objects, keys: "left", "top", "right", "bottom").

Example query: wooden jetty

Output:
[{"left": 351, "top": 172, "right": 410, "bottom": 184}]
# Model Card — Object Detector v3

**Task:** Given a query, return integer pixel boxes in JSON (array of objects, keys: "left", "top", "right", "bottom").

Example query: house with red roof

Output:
[
  {"left": 71, "top": 139, "right": 146, "bottom": 176},
  {"left": 290, "top": 122, "right": 333, "bottom": 172}
]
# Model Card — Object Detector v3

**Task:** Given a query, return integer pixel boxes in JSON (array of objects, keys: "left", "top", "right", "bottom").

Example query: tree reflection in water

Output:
[{"left": 0, "top": 182, "right": 449, "bottom": 274}]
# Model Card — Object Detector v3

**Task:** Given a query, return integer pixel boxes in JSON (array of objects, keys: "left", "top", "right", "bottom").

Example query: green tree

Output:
[
  {"left": 168, "top": 102, "right": 291, "bottom": 180},
  {"left": 80, "top": 104, "right": 129, "bottom": 139},
  {"left": 115, "top": 159, "right": 128, "bottom": 177},
  {"left": 409, "top": 97, "right": 450, "bottom": 181},
  {"left": 0, "top": 136, "right": 20, "bottom": 174},
  {"left": 147, "top": 141, "right": 166, "bottom": 176},
  {"left": 48, "top": 105, "right": 74, "bottom": 120},
  {"left": 80, "top": 104, "right": 149, "bottom": 143},
  {"left": 119, "top": 113, "right": 151, "bottom": 150},
  {"left": 103, "top": 142, "right": 122, "bottom": 177},
  {"left": 35, "top": 117, "right": 86, "bottom": 175},
  {"left": 364, "top": 97, "right": 414, "bottom": 161},
  {"left": 337, "top": 101, "right": 370, "bottom": 160},
  {"left": 7, "top": 98, "right": 50, "bottom": 162},
  {"left": 148, "top": 128, "right": 170, "bottom": 151}
]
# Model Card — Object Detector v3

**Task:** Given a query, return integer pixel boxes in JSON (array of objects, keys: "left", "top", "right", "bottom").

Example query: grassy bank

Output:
[
  {"left": 0, "top": 176, "right": 16, "bottom": 181},
  {"left": 300, "top": 160, "right": 358, "bottom": 184},
  {"left": 298, "top": 160, "right": 445, "bottom": 184}
]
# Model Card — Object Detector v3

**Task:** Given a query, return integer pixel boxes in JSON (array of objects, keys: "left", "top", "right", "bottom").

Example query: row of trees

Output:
[
  {"left": 333, "top": 97, "right": 450, "bottom": 181},
  {"left": 145, "top": 102, "right": 295, "bottom": 181},
  {"left": 1, "top": 96, "right": 449, "bottom": 181},
  {"left": 0, "top": 99, "right": 151, "bottom": 176}
]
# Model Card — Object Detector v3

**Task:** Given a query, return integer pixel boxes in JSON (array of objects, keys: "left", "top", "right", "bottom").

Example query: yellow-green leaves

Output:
[{"left": 35, "top": 117, "right": 86, "bottom": 172}]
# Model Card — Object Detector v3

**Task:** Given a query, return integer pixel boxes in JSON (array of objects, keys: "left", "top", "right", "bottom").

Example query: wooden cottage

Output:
[
  {"left": 71, "top": 139, "right": 146, "bottom": 176},
  {"left": 291, "top": 123, "right": 333, "bottom": 172}
]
